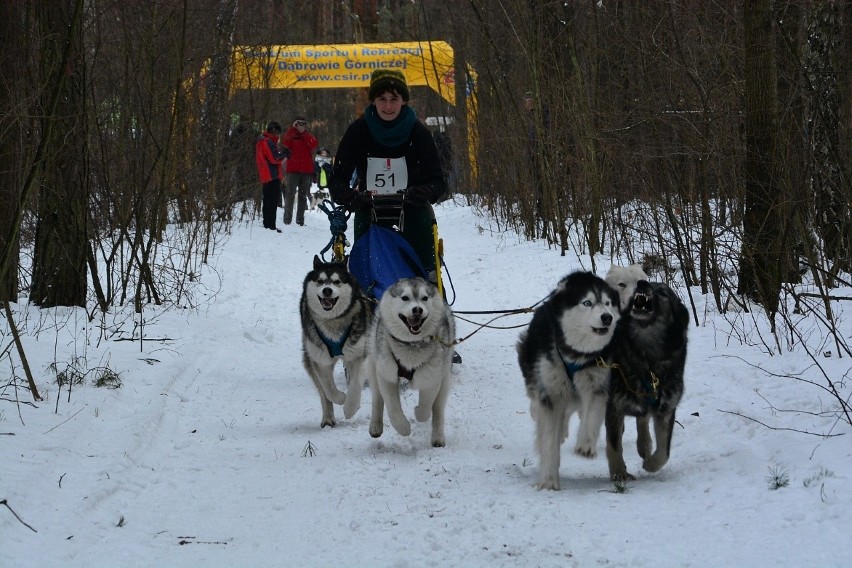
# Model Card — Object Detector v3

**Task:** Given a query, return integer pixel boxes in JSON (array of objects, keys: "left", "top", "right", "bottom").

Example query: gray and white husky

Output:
[
  {"left": 605, "top": 280, "right": 689, "bottom": 481},
  {"left": 300, "top": 255, "right": 371, "bottom": 428},
  {"left": 517, "top": 271, "right": 621, "bottom": 490},
  {"left": 365, "top": 277, "right": 456, "bottom": 447}
]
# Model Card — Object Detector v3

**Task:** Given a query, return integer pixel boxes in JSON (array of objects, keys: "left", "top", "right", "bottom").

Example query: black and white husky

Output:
[
  {"left": 365, "top": 277, "right": 456, "bottom": 447},
  {"left": 517, "top": 271, "right": 621, "bottom": 490},
  {"left": 605, "top": 280, "right": 689, "bottom": 481},
  {"left": 300, "top": 255, "right": 371, "bottom": 428}
]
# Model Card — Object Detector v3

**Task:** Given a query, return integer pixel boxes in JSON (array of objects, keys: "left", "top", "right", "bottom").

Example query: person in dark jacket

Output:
[
  {"left": 281, "top": 116, "right": 319, "bottom": 226},
  {"left": 329, "top": 69, "right": 447, "bottom": 273},
  {"left": 255, "top": 121, "right": 288, "bottom": 232}
]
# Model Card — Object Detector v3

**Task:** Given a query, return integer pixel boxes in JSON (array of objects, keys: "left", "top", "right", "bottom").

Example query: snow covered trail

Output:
[{"left": 3, "top": 200, "right": 850, "bottom": 567}]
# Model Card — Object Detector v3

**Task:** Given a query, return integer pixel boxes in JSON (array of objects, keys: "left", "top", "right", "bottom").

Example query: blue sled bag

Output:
[{"left": 348, "top": 224, "right": 427, "bottom": 302}]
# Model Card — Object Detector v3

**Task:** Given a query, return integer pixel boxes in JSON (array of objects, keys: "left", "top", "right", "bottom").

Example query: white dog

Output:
[
  {"left": 605, "top": 263, "right": 648, "bottom": 311},
  {"left": 365, "top": 277, "right": 456, "bottom": 447}
]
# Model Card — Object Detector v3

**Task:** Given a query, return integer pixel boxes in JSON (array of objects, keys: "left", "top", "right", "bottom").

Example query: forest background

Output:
[{"left": 0, "top": 1, "right": 849, "bottom": 409}]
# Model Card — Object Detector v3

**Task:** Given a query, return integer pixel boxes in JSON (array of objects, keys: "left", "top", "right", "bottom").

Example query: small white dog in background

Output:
[
  {"left": 365, "top": 277, "right": 456, "bottom": 447},
  {"left": 309, "top": 187, "right": 331, "bottom": 211},
  {"left": 605, "top": 263, "right": 648, "bottom": 311}
]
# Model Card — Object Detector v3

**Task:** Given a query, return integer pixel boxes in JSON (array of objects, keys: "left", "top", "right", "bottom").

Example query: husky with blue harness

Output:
[
  {"left": 300, "top": 255, "right": 372, "bottom": 428},
  {"left": 517, "top": 271, "right": 621, "bottom": 490}
]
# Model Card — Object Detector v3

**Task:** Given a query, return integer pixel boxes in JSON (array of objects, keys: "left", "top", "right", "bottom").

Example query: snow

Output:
[{"left": 2, "top": 198, "right": 850, "bottom": 567}]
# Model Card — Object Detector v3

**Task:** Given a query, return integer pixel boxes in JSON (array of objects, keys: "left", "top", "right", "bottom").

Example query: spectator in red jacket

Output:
[
  {"left": 281, "top": 116, "right": 319, "bottom": 226},
  {"left": 255, "top": 121, "right": 289, "bottom": 232}
]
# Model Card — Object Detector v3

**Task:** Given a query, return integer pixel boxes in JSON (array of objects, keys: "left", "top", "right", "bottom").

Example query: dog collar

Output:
[{"left": 389, "top": 332, "right": 438, "bottom": 347}]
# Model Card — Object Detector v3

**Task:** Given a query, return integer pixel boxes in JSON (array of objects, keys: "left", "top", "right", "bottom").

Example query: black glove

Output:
[
  {"left": 337, "top": 189, "right": 365, "bottom": 211},
  {"left": 403, "top": 185, "right": 432, "bottom": 206}
]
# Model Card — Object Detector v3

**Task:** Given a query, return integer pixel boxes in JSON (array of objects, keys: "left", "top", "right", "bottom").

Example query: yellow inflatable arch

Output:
[{"left": 229, "top": 40, "right": 459, "bottom": 105}]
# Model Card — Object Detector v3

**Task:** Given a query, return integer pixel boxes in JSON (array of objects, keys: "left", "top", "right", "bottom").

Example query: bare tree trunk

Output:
[
  {"left": 738, "top": 0, "right": 782, "bottom": 320},
  {"left": 198, "top": 0, "right": 239, "bottom": 263},
  {"left": 808, "top": 2, "right": 850, "bottom": 279},
  {"left": 31, "top": 0, "right": 88, "bottom": 308},
  {"left": 0, "top": 2, "right": 26, "bottom": 301}
]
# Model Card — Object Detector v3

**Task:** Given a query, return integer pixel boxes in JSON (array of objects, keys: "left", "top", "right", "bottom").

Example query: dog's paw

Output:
[
  {"left": 414, "top": 405, "right": 432, "bottom": 422},
  {"left": 330, "top": 389, "right": 346, "bottom": 406},
  {"left": 610, "top": 470, "right": 635, "bottom": 482},
  {"left": 343, "top": 395, "right": 361, "bottom": 419},
  {"left": 431, "top": 437, "right": 446, "bottom": 448},
  {"left": 320, "top": 417, "right": 336, "bottom": 428},
  {"left": 536, "top": 477, "right": 561, "bottom": 491},
  {"left": 389, "top": 416, "right": 411, "bottom": 437},
  {"left": 574, "top": 443, "right": 598, "bottom": 459},
  {"left": 369, "top": 420, "right": 383, "bottom": 438},
  {"left": 343, "top": 403, "right": 359, "bottom": 419},
  {"left": 642, "top": 453, "right": 668, "bottom": 473}
]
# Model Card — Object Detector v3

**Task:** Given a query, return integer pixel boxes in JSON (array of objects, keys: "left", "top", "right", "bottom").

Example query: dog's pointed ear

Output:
[
  {"left": 313, "top": 255, "right": 323, "bottom": 269},
  {"left": 342, "top": 254, "right": 349, "bottom": 265}
]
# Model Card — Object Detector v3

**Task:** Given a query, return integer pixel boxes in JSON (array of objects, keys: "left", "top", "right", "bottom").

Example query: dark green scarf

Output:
[{"left": 364, "top": 104, "right": 416, "bottom": 147}]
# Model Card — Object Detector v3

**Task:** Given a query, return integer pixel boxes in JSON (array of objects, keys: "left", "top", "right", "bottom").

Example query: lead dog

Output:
[
  {"left": 605, "top": 280, "right": 689, "bottom": 481},
  {"left": 300, "top": 255, "right": 371, "bottom": 428},
  {"left": 366, "top": 277, "right": 456, "bottom": 447},
  {"left": 518, "top": 271, "right": 621, "bottom": 490}
]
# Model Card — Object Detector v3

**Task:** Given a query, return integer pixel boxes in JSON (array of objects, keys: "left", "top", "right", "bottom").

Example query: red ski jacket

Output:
[
  {"left": 255, "top": 131, "right": 285, "bottom": 183},
  {"left": 282, "top": 126, "right": 318, "bottom": 174}
]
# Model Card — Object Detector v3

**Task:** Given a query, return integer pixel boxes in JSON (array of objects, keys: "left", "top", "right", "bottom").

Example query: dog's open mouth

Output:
[
  {"left": 591, "top": 325, "right": 610, "bottom": 335},
  {"left": 399, "top": 314, "right": 426, "bottom": 335},
  {"left": 631, "top": 292, "right": 654, "bottom": 317},
  {"left": 318, "top": 296, "right": 338, "bottom": 311}
]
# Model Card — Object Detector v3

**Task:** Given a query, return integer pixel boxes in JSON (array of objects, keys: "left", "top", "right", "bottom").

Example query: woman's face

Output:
[{"left": 373, "top": 91, "right": 405, "bottom": 121}]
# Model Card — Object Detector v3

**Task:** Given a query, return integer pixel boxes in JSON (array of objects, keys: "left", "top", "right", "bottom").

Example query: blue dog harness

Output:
[
  {"left": 555, "top": 346, "right": 597, "bottom": 384},
  {"left": 562, "top": 358, "right": 595, "bottom": 382},
  {"left": 315, "top": 324, "right": 352, "bottom": 358}
]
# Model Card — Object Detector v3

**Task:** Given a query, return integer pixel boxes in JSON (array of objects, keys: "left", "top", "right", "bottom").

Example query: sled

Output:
[
  {"left": 348, "top": 198, "right": 445, "bottom": 302},
  {"left": 342, "top": 198, "right": 458, "bottom": 362}
]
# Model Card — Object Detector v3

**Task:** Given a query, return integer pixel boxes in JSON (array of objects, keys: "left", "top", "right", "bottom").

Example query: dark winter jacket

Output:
[
  {"left": 282, "top": 126, "right": 319, "bottom": 174},
  {"left": 329, "top": 111, "right": 446, "bottom": 208}
]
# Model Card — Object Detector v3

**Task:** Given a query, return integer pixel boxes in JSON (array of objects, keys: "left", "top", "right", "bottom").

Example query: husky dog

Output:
[
  {"left": 366, "top": 277, "right": 456, "bottom": 447},
  {"left": 300, "top": 255, "right": 371, "bottom": 428},
  {"left": 518, "top": 271, "right": 621, "bottom": 490},
  {"left": 605, "top": 264, "right": 648, "bottom": 312},
  {"left": 605, "top": 280, "right": 689, "bottom": 481}
]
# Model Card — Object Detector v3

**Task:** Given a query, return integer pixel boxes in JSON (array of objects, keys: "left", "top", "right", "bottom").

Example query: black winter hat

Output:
[
  {"left": 368, "top": 69, "right": 410, "bottom": 102},
  {"left": 267, "top": 121, "right": 282, "bottom": 134}
]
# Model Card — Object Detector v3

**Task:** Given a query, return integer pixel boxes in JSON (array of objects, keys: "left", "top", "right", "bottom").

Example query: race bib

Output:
[{"left": 365, "top": 157, "right": 408, "bottom": 195}]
